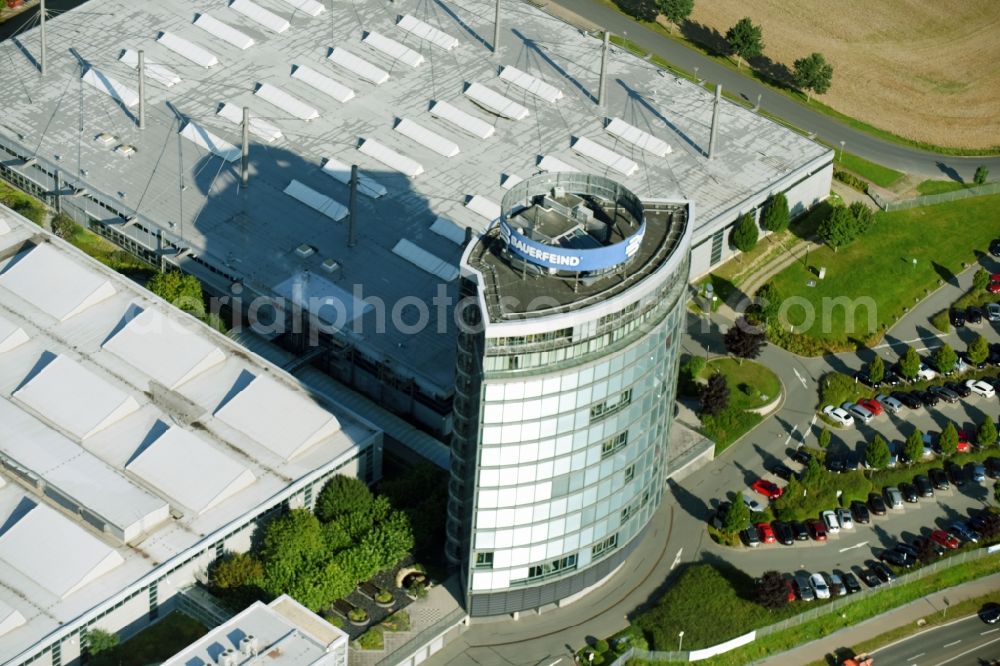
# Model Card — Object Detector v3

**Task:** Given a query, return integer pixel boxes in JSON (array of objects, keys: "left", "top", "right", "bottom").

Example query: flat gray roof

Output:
[{"left": 0, "top": 0, "right": 828, "bottom": 395}]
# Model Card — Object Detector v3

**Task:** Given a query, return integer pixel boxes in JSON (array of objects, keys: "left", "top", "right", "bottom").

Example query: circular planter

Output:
[
  {"left": 375, "top": 595, "right": 395, "bottom": 609},
  {"left": 347, "top": 612, "right": 370, "bottom": 627}
]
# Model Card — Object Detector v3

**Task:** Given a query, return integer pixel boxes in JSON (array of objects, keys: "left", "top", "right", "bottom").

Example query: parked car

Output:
[
  {"left": 850, "top": 501, "right": 871, "bottom": 524},
  {"left": 991, "top": 238, "right": 1000, "bottom": 257},
  {"left": 824, "top": 405, "right": 854, "bottom": 427},
  {"left": 987, "top": 302, "right": 1000, "bottom": 322},
  {"left": 868, "top": 492, "right": 887, "bottom": 515},
  {"left": 883, "top": 486, "right": 904, "bottom": 509},
  {"left": 743, "top": 523, "right": 761, "bottom": 547},
  {"left": 955, "top": 429, "right": 972, "bottom": 454},
  {"left": 950, "top": 521, "right": 979, "bottom": 544},
  {"left": 840, "top": 571, "right": 862, "bottom": 594},
  {"left": 914, "top": 475, "right": 934, "bottom": 498},
  {"left": 980, "top": 603, "right": 1000, "bottom": 624},
  {"left": 826, "top": 572, "right": 847, "bottom": 597},
  {"left": 794, "top": 572, "right": 815, "bottom": 601},
  {"left": 945, "top": 381, "right": 972, "bottom": 398},
  {"left": 930, "top": 529, "right": 960, "bottom": 550},
  {"left": 773, "top": 520, "right": 795, "bottom": 546},
  {"left": 821, "top": 510, "right": 840, "bottom": 534},
  {"left": 743, "top": 495, "right": 766, "bottom": 513},
  {"left": 808, "top": 519, "right": 828, "bottom": 541},
  {"left": 870, "top": 560, "right": 897, "bottom": 583},
  {"left": 989, "top": 280, "right": 1000, "bottom": 294},
  {"left": 917, "top": 390, "right": 940, "bottom": 408},
  {"left": 967, "top": 306, "right": 984, "bottom": 325},
  {"left": 946, "top": 461, "right": 966, "bottom": 486},
  {"left": 810, "top": 573, "right": 830, "bottom": 599},
  {"left": 854, "top": 370, "right": 880, "bottom": 389},
  {"left": 966, "top": 379, "right": 997, "bottom": 398},
  {"left": 882, "top": 368, "right": 902, "bottom": 386},
  {"left": 857, "top": 398, "right": 884, "bottom": 416},
  {"left": 878, "top": 547, "right": 914, "bottom": 569},
  {"left": 912, "top": 536, "right": 945, "bottom": 559},
  {"left": 986, "top": 457, "right": 1000, "bottom": 479},
  {"left": 791, "top": 448, "right": 814, "bottom": 465},
  {"left": 929, "top": 467, "right": 950, "bottom": 491},
  {"left": 989, "top": 342, "right": 1000, "bottom": 365},
  {"left": 791, "top": 520, "right": 810, "bottom": 541},
  {"left": 770, "top": 463, "right": 795, "bottom": 481},
  {"left": 960, "top": 351, "right": 988, "bottom": 371},
  {"left": 756, "top": 522, "right": 776, "bottom": 544},
  {"left": 898, "top": 481, "right": 918, "bottom": 503},
  {"left": 751, "top": 479, "right": 784, "bottom": 500},
  {"left": 842, "top": 401, "right": 874, "bottom": 424},
  {"left": 845, "top": 451, "right": 860, "bottom": 471},
  {"left": 858, "top": 568, "right": 881, "bottom": 588},
  {"left": 892, "top": 391, "right": 923, "bottom": 409},
  {"left": 917, "top": 363, "right": 938, "bottom": 381},
  {"left": 966, "top": 462, "right": 987, "bottom": 483},
  {"left": 928, "top": 385, "right": 960, "bottom": 403},
  {"left": 826, "top": 455, "right": 845, "bottom": 474},
  {"left": 949, "top": 308, "right": 966, "bottom": 328},
  {"left": 875, "top": 393, "right": 904, "bottom": 415},
  {"left": 895, "top": 543, "right": 920, "bottom": 560},
  {"left": 836, "top": 507, "right": 854, "bottom": 530}
]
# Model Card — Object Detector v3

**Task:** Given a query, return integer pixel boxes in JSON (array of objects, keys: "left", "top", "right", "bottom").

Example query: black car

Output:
[
  {"left": 773, "top": 520, "right": 794, "bottom": 546},
  {"left": 790, "top": 520, "right": 810, "bottom": 541},
  {"left": 742, "top": 523, "right": 761, "bottom": 547},
  {"left": 882, "top": 368, "right": 902, "bottom": 386},
  {"left": 845, "top": 451, "right": 860, "bottom": 471},
  {"left": 898, "top": 482, "right": 919, "bottom": 503},
  {"left": 858, "top": 568, "right": 881, "bottom": 588},
  {"left": 878, "top": 548, "right": 915, "bottom": 569},
  {"left": 867, "top": 492, "right": 887, "bottom": 516},
  {"left": 929, "top": 467, "right": 950, "bottom": 491},
  {"left": 896, "top": 543, "right": 920, "bottom": 559},
  {"left": 826, "top": 456, "right": 845, "bottom": 473},
  {"left": 960, "top": 351, "right": 988, "bottom": 371},
  {"left": 870, "top": 560, "right": 897, "bottom": 582},
  {"left": 967, "top": 306, "right": 984, "bottom": 325},
  {"left": 945, "top": 381, "right": 972, "bottom": 398},
  {"left": 770, "top": 463, "right": 795, "bottom": 481},
  {"left": 918, "top": 391, "right": 940, "bottom": 408},
  {"left": 912, "top": 536, "right": 945, "bottom": 559},
  {"left": 950, "top": 308, "right": 966, "bottom": 327},
  {"left": 840, "top": 571, "right": 862, "bottom": 594},
  {"left": 892, "top": 391, "right": 923, "bottom": 409},
  {"left": 985, "top": 457, "right": 1000, "bottom": 479},
  {"left": 928, "top": 385, "right": 959, "bottom": 403},
  {"left": 980, "top": 602, "right": 1000, "bottom": 624},
  {"left": 988, "top": 343, "right": 1000, "bottom": 366},
  {"left": 850, "top": 500, "right": 870, "bottom": 524},
  {"left": 914, "top": 474, "right": 934, "bottom": 497},
  {"left": 854, "top": 370, "right": 880, "bottom": 389},
  {"left": 969, "top": 511, "right": 992, "bottom": 535},
  {"left": 967, "top": 462, "right": 987, "bottom": 482},
  {"left": 791, "top": 448, "right": 813, "bottom": 465},
  {"left": 991, "top": 238, "right": 1000, "bottom": 257},
  {"left": 946, "top": 461, "right": 966, "bottom": 486}
]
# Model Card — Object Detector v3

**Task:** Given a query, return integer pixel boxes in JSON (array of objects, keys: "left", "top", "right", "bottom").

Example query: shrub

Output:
[
  {"left": 348, "top": 607, "right": 369, "bottom": 623},
  {"left": 974, "top": 268, "right": 991, "bottom": 291},
  {"left": 818, "top": 203, "right": 877, "bottom": 249},
  {"left": 761, "top": 193, "right": 790, "bottom": 233},
  {"left": 593, "top": 639, "right": 610, "bottom": 654},
  {"left": 375, "top": 589, "right": 393, "bottom": 604},
  {"left": 818, "top": 372, "right": 868, "bottom": 408},
  {"left": 356, "top": 626, "right": 383, "bottom": 650},
  {"left": 315, "top": 475, "right": 374, "bottom": 523},
  {"left": 381, "top": 611, "right": 411, "bottom": 632},
  {"left": 731, "top": 212, "right": 759, "bottom": 252},
  {"left": 85, "top": 629, "right": 119, "bottom": 656},
  {"left": 930, "top": 309, "right": 951, "bottom": 333},
  {"left": 818, "top": 427, "right": 831, "bottom": 448},
  {"left": 975, "top": 165, "right": 989, "bottom": 185},
  {"left": 833, "top": 169, "right": 867, "bottom": 192}
]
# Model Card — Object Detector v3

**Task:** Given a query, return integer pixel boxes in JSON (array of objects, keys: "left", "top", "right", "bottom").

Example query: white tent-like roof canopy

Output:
[{"left": 0, "top": 243, "right": 116, "bottom": 322}]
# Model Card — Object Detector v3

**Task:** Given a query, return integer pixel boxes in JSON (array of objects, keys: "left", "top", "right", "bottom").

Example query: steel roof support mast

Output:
[
  {"left": 137, "top": 50, "right": 146, "bottom": 129},
  {"left": 39, "top": 0, "right": 46, "bottom": 76},
  {"left": 493, "top": 0, "right": 501, "bottom": 57}
]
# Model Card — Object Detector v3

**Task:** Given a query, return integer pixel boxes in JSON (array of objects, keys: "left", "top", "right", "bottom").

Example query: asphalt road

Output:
[
  {"left": 545, "top": 0, "right": 1000, "bottom": 180},
  {"left": 873, "top": 612, "right": 1000, "bottom": 665}
]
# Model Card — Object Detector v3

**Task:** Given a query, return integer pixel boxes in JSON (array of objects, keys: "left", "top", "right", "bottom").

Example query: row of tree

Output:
[
  {"left": 729, "top": 192, "right": 791, "bottom": 255},
  {"left": 862, "top": 333, "right": 988, "bottom": 381},
  {"left": 817, "top": 201, "right": 876, "bottom": 249}
]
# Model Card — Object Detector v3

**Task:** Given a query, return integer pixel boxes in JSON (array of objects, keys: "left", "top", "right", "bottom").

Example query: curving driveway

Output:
[{"left": 543, "top": 0, "right": 1000, "bottom": 181}]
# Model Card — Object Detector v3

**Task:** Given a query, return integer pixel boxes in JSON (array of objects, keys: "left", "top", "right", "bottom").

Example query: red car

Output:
[
  {"left": 957, "top": 430, "right": 972, "bottom": 454},
  {"left": 808, "top": 519, "right": 827, "bottom": 541},
  {"left": 751, "top": 479, "right": 784, "bottom": 500},
  {"left": 756, "top": 522, "right": 776, "bottom": 544},
  {"left": 857, "top": 398, "right": 883, "bottom": 416},
  {"left": 930, "top": 529, "right": 960, "bottom": 550},
  {"left": 785, "top": 578, "right": 796, "bottom": 602},
  {"left": 989, "top": 282, "right": 1000, "bottom": 294}
]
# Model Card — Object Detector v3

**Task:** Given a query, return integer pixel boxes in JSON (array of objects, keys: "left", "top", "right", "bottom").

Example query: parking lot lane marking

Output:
[
  {"left": 793, "top": 367, "right": 808, "bottom": 388},
  {"left": 981, "top": 628, "right": 999, "bottom": 635},
  {"left": 943, "top": 640, "right": 961, "bottom": 648},
  {"left": 783, "top": 425, "right": 798, "bottom": 447},
  {"left": 839, "top": 541, "right": 868, "bottom": 552},
  {"left": 907, "top": 653, "right": 924, "bottom": 660},
  {"left": 933, "top": 635, "right": 1000, "bottom": 666},
  {"left": 670, "top": 548, "right": 683, "bottom": 571}
]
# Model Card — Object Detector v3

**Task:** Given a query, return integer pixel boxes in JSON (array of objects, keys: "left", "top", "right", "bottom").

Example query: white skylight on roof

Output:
[
  {"left": 394, "top": 118, "right": 460, "bottom": 157},
  {"left": 12, "top": 355, "right": 139, "bottom": 440},
  {"left": 358, "top": 138, "right": 424, "bottom": 177},
  {"left": 572, "top": 136, "right": 639, "bottom": 176},
  {"left": 396, "top": 14, "right": 458, "bottom": 50},
  {"left": 126, "top": 427, "right": 256, "bottom": 515},
  {"left": 327, "top": 48, "right": 390, "bottom": 85},
  {"left": 157, "top": 32, "right": 219, "bottom": 68},
  {"left": 273, "top": 271, "right": 373, "bottom": 328},
  {"left": 0, "top": 314, "right": 29, "bottom": 353},
  {"left": 362, "top": 31, "right": 424, "bottom": 67},
  {"left": 392, "top": 239, "right": 459, "bottom": 281},
  {"left": 0, "top": 500, "right": 125, "bottom": 599},
  {"left": 180, "top": 121, "right": 241, "bottom": 162},
  {"left": 194, "top": 14, "right": 255, "bottom": 50},
  {"left": 498, "top": 65, "right": 563, "bottom": 103},
  {"left": 291, "top": 65, "right": 355, "bottom": 103},
  {"left": 214, "top": 374, "right": 341, "bottom": 461},
  {"left": 275, "top": 0, "right": 324, "bottom": 17},
  {"left": 428, "top": 100, "right": 495, "bottom": 139},
  {"left": 465, "top": 195, "right": 501, "bottom": 222},
  {"left": 254, "top": 83, "right": 319, "bottom": 121},
  {"left": 217, "top": 103, "right": 283, "bottom": 143},
  {"left": 0, "top": 600, "right": 25, "bottom": 638},
  {"left": 321, "top": 157, "right": 387, "bottom": 198},
  {"left": 605, "top": 117, "right": 672, "bottom": 157},
  {"left": 0, "top": 218, "right": 8, "bottom": 234},
  {"left": 501, "top": 173, "right": 523, "bottom": 190},
  {"left": 81, "top": 68, "right": 139, "bottom": 108},
  {"left": 102, "top": 306, "right": 226, "bottom": 390},
  {"left": 430, "top": 217, "right": 465, "bottom": 244},
  {"left": 0, "top": 242, "right": 116, "bottom": 321},
  {"left": 230, "top": 0, "right": 290, "bottom": 33},
  {"left": 537, "top": 155, "right": 579, "bottom": 172},
  {"left": 118, "top": 50, "right": 181, "bottom": 87},
  {"left": 463, "top": 83, "right": 529, "bottom": 120},
  {"left": 284, "top": 180, "right": 348, "bottom": 222}
]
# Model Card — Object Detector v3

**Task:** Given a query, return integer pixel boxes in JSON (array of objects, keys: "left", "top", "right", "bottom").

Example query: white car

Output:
[
  {"left": 917, "top": 363, "right": 937, "bottom": 381},
  {"left": 876, "top": 393, "right": 903, "bottom": 415},
  {"left": 836, "top": 507, "right": 854, "bottom": 529},
  {"left": 821, "top": 510, "right": 840, "bottom": 533},
  {"left": 966, "top": 379, "right": 996, "bottom": 399},
  {"left": 842, "top": 401, "right": 874, "bottom": 425},
  {"left": 810, "top": 573, "right": 831, "bottom": 599},
  {"left": 823, "top": 405, "right": 854, "bottom": 427},
  {"left": 743, "top": 495, "right": 765, "bottom": 513}
]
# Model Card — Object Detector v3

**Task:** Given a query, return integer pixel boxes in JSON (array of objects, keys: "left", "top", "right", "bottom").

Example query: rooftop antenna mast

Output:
[
  {"left": 137, "top": 50, "right": 146, "bottom": 129},
  {"left": 39, "top": 0, "right": 46, "bottom": 76},
  {"left": 598, "top": 32, "right": 610, "bottom": 107},
  {"left": 708, "top": 84, "right": 722, "bottom": 158},
  {"left": 241, "top": 106, "right": 250, "bottom": 187}
]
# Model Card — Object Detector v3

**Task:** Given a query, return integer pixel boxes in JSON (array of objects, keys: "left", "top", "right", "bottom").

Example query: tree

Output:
[
  {"left": 793, "top": 52, "right": 833, "bottom": 101},
  {"left": 210, "top": 552, "right": 264, "bottom": 590},
  {"left": 731, "top": 212, "right": 759, "bottom": 253},
  {"left": 975, "top": 165, "right": 989, "bottom": 185},
  {"left": 700, "top": 372, "right": 729, "bottom": 416},
  {"left": 722, "top": 493, "right": 750, "bottom": 534},
  {"left": 974, "top": 268, "right": 992, "bottom": 291},
  {"left": 259, "top": 509, "right": 327, "bottom": 598},
  {"left": 315, "top": 475, "right": 374, "bottom": 523},
  {"left": 866, "top": 433, "right": 891, "bottom": 470},
  {"left": 978, "top": 417, "right": 998, "bottom": 448},
  {"left": 899, "top": 346, "right": 921, "bottom": 380},
  {"left": 904, "top": 428, "right": 924, "bottom": 464},
  {"left": 968, "top": 335, "right": 989, "bottom": 366},
  {"left": 147, "top": 270, "right": 205, "bottom": 316},
  {"left": 818, "top": 427, "right": 831, "bottom": 448},
  {"left": 932, "top": 343, "right": 957, "bottom": 374},
  {"left": 800, "top": 456, "right": 823, "bottom": 485},
  {"left": 658, "top": 0, "right": 694, "bottom": 31},
  {"left": 755, "top": 571, "right": 789, "bottom": 610},
  {"left": 817, "top": 205, "right": 855, "bottom": 249},
  {"left": 725, "top": 17, "right": 763, "bottom": 69},
  {"left": 868, "top": 356, "right": 885, "bottom": 386},
  {"left": 761, "top": 193, "right": 789, "bottom": 234},
  {"left": 85, "top": 629, "right": 119, "bottom": 656},
  {"left": 755, "top": 283, "right": 781, "bottom": 322},
  {"left": 724, "top": 318, "right": 765, "bottom": 364},
  {"left": 679, "top": 355, "right": 707, "bottom": 396},
  {"left": 939, "top": 422, "right": 959, "bottom": 458},
  {"left": 848, "top": 201, "right": 876, "bottom": 234}
]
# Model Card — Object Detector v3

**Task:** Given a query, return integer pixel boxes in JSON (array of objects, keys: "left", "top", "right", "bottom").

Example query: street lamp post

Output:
[
  {"left": 838, "top": 140, "right": 845, "bottom": 163},
  {"left": 678, "top": 630, "right": 684, "bottom": 652}
]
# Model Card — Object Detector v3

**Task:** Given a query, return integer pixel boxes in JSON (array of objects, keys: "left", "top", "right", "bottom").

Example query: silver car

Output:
[
  {"left": 883, "top": 486, "right": 904, "bottom": 509},
  {"left": 810, "top": 572, "right": 831, "bottom": 599},
  {"left": 842, "top": 401, "right": 873, "bottom": 424},
  {"left": 876, "top": 394, "right": 903, "bottom": 415}
]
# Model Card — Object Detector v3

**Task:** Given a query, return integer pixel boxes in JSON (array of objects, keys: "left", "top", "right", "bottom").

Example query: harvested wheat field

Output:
[{"left": 685, "top": 0, "right": 1000, "bottom": 149}]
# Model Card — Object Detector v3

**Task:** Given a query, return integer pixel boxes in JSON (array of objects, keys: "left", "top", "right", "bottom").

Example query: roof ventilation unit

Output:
[{"left": 240, "top": 635, "right": 259, "bottom": 657}]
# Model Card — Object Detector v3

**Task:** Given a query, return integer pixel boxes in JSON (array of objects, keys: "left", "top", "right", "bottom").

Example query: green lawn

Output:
[
  {"left": 701, "top": 359, "right": 781, "bottom": 411},
  {"left": 834, "top": 151, "right": 905, "bottom": 188},
  {"left": 769, "top": 194, "right": 1000, "bottom": 349},
  {"left": 91, "top": 612, "right": 207, "bottom": 666},
  {"left": 916, "top": 179, "right": 973, "bottom": 195}
]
